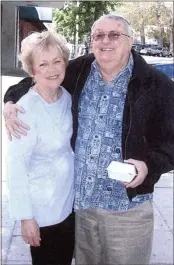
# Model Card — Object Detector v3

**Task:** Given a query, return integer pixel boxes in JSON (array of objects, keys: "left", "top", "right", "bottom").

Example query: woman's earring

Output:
[{"left": 31, "top": 77, "right": 36, "bottom": 85}]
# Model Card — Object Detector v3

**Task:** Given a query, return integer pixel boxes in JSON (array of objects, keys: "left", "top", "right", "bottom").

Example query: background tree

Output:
[
  {"left": 53, "top": 2, "right": 77, "bottom": 43},
  {"left": 114, "top": 2, "right": 151, "bottom": 44},
  {"left": 53, "top": 1, "right": 121, "bottom": 46},
  {"left": 114, "top": 1, "right": 173, "bottom": 50},
  {"left": 147, "top": 2, "right": 173, "bottom": 51}
]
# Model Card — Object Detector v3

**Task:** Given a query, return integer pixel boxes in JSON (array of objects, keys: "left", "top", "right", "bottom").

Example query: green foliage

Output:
[
  {"left": 114, "top": 2, "right": 173, "bottom": 47},
  {"left": 53, "top": 1, "right": 121, "bottom": 43},
  {"left": 53, "top": 3, "right": 77, "bottom": 43}
]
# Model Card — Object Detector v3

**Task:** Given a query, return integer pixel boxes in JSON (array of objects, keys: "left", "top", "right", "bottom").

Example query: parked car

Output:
[
  {"left": 134, "top": 44, "right": 173, "bottom": 57},
  {"left": 140, "top": 47, "right": 148, "bottom": 55},
  {"left": 160, "top": 48, "right": 173, "bottom": 57},
  {"left": 139, "top": 45, "right": 151, "bottom": 55},
  {"left": 147, "top": 46, "right": 162, "bottom": 56},
  {"left": 132, "top": 44, "right": 143, "bottom": 53}
]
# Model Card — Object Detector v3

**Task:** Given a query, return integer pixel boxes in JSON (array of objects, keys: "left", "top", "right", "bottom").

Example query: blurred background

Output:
[{"left": 1, "top": 1, "right": 174, "bottom": 76}]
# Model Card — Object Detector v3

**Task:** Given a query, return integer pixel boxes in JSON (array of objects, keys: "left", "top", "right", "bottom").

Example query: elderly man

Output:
[{"left": 3, "top": 14, "right": 174, "bottom": 265}]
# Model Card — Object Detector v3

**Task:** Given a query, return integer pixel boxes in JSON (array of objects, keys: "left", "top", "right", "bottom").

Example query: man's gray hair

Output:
[{"left": 91, "top": 14, "right": 133, "bottom": 37}]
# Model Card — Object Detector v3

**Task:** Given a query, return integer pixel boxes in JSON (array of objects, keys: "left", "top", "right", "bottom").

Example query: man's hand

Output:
[
  {"left": 3, "top": 102, "right": 30, "bottom": 140},
  {"left": 124, "top": 159, "right": 148, "bottom": 188},
  {"left": 21, "top": 219, "right": 41, "bottom": 247}
]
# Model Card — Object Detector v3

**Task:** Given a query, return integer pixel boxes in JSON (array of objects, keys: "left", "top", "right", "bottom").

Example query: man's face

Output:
[{"left": 91, "top": 18, "right": 133, "bottom": 66}]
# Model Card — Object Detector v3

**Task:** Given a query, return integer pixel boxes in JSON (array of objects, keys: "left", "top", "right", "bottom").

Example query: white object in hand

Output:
[{"left": 107, "top": 161, "right": 136, "bottom": 183}]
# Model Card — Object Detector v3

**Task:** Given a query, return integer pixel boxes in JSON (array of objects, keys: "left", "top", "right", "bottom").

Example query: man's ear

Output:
[{"left": 90, "top": 39, "right": 93, "bottom": 52}]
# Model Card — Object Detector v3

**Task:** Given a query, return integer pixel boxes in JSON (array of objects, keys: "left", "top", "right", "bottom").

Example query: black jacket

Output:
[{"left": 4, "top": 50, "right": 174, "bottom": 198}]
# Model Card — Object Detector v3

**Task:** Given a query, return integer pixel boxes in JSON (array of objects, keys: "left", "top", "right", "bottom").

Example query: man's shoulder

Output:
[
  {"left": 132, "top": 50, "right": 173, "bottom": 87},
  {"left": 67, "top": 53, "right": 95, "bottom": 69},
  {"left": 145, "top": 63, "right": 174, "bottom": 89},
  {"left": 7, "top": 77, "right": 33, "bottom": 96},
  {"left": 13, "top": 77, "right": 33, "bottom": 88},
  {"left": 62, "top": 53, "right": 95, "bottom": 93}
]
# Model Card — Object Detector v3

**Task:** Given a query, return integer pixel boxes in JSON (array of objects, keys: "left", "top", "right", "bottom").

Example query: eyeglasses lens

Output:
[{"left": 93, "top": 31, "right": 120, "bottom": 41}]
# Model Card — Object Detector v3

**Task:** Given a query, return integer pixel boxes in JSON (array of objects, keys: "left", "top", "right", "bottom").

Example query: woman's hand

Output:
[
  {"left": 21, "top": 219, "right": 41, "bottom": 247},
  {"left": 3, "top": 102, "right": 30, "bottom": 140}
]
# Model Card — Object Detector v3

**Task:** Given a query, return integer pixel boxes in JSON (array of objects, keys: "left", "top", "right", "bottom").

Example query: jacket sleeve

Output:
[
  {"left": 4, "top": 77, "right": 33, "bottom": 104},
  {"left": 7, "top": 107, "right": 37, "bottom": 220},
  {"left": 144, "top": 75, "right": 174, "bottom": 184}
]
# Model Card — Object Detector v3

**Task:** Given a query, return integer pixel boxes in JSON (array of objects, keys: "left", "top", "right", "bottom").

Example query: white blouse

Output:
[{"left": 7, "top": 87, "right": 74, "bottom": 227}]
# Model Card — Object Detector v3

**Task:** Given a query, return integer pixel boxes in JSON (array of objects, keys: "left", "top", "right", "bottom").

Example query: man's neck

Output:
[{"left": 99, "top": 60, "right": 128, "bottom": 82}]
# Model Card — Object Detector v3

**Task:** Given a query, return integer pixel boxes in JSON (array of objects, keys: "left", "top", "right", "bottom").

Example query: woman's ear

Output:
[
  {"left": 31, "top": 71, "right": 36, "bottom": 84},
  {"left": 32, "top": 69, "right": 36, "bottom": 75},
  {"left": 31, "top": 77, "right": 36, "bottom": 85}
]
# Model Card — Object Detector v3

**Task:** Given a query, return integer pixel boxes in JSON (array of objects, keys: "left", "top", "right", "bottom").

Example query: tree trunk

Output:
[
  {"left": 156, "top": 3, "right": 163, "bottom": 47},
  {"left": 158, "top": 26, "right": 164, "bottom": 47},
  {"left": 140, "top": 23, "right": 145, "bottom": 44},
  {"left": 169, "top": 24, "right": 174, "bottom": 55},
  {"left": 138, "top": 5, "right": 145, "bottom": 44}
]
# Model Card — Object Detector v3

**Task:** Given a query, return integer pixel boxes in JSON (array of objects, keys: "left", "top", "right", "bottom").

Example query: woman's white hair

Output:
[
  {"left": 18, "top": 30, "right": 70, "bottom": 76},
  {"left": 91, "top": 14, "right": 133, "bottom": 37}
]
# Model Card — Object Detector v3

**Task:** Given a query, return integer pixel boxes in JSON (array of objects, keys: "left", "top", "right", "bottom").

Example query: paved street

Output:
[
  {"left": 2, "top": 171, "right": 173, "bottom": 265},
  {"left": 1, "top": 73, "right": 174, "bottom": 265}
]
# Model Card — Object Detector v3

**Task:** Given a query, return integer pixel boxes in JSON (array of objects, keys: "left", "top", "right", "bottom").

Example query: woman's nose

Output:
[{"left": 48, "top": 64, "right": 57, "bottom": 72}]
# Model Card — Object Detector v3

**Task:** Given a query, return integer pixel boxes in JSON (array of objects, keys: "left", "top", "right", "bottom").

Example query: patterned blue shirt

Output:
[{"left": 74, "top": 54, "right": 152, "bottom": 211}]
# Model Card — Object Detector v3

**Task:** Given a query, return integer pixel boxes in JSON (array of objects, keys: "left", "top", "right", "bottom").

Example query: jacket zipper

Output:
[
  {"left": 124, "top": 92, "right": 132, "bottom": 160},
  {"left": 124, "top": 77, "right": 135, "bottom": 159}
]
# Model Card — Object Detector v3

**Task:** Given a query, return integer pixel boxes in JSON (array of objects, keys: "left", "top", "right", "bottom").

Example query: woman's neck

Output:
[{"left": 33, "top": 84, "right": 62, "bottom": 103}]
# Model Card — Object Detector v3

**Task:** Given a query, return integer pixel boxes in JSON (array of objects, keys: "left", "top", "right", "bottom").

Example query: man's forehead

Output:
[{"left": 92, "top": 18, "right": 126, "bottom": 32}]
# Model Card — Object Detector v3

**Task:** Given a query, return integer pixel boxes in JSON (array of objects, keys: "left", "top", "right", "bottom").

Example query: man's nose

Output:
[{"left": 102, "top": 34, "right": 111, "bottom": 43}]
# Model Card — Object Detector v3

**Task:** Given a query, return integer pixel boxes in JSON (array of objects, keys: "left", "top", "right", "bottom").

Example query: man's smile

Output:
[{"left": 100, "top": 48, "right": 114, "bottom": 52}]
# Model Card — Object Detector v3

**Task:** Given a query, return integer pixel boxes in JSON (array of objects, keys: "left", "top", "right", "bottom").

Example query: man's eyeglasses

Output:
[{"left": 92, "top": 31, "right": 130, "bottom": 42}]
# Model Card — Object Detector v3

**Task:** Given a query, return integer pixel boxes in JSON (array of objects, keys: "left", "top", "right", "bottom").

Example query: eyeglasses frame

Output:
[{"left": 91, "top": 31, "right": 131, "bottom": 42}]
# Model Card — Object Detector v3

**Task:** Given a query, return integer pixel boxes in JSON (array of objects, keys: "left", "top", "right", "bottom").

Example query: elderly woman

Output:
[{"left": 7, "top": 31, "right": 74, "bottom": 265}]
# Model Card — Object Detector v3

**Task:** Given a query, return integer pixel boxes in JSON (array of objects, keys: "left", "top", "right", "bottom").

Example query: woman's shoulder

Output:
[
  {"left": 61, "top": 86, "right": 72, "bottom": 99},
  {"left": 17, "top": 88, "right": 41, "bottom": 111},
  {"left": 16, "top": 89, "right": 42, "bottom": 123}
]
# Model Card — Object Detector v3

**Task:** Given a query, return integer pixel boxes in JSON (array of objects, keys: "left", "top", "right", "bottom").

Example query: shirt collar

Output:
[{"left": 126, "top": 53, "right": 134, "bottom": 76}]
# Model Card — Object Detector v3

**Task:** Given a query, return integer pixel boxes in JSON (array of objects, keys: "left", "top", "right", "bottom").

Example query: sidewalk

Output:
[{"left": 2, "top": 172, "right": 173, "bottom": 265}]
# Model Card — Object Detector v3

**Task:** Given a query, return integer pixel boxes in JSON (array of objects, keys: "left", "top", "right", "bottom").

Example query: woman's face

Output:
[{"left": 32, "top": 45, "right": 66, "bottom": 89}]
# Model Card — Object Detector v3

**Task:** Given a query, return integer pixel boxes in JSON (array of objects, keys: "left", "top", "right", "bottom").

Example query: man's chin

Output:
[{"left": 97, "top": 56, "right": 116, "bottom": 64}]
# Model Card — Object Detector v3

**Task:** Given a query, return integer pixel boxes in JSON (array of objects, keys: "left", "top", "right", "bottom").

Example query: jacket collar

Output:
[
  {"left": 131, "top": 49, "right": 152, "bottom": 82},
  {"left": 82, "top": 50, "right": 151, "bottom": 82}
]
